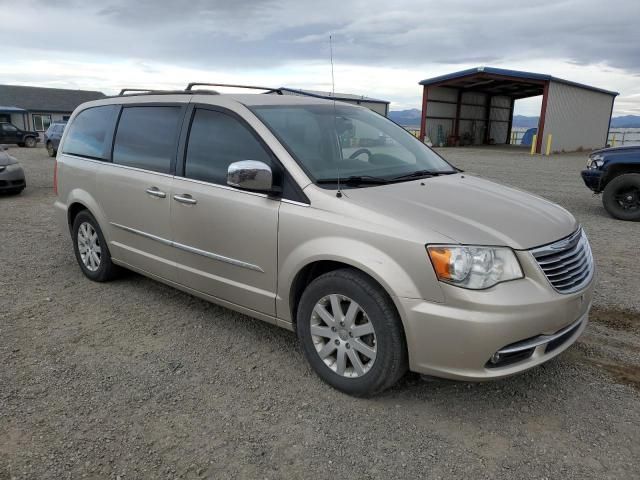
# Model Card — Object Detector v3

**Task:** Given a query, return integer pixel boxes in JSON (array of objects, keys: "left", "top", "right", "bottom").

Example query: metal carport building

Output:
[{"left": 418, "top": 67, "right": 618, "bottom": 153}]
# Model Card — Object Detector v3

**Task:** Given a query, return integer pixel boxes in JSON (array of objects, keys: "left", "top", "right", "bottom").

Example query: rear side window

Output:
[
  {"left": 113, "top": 106, "right": 182, "bottom": 174},
  {"left": 62, "top": 106, "right": 117, "bottom": 160},
  {"left": 185, "top": 108, "right": 273, "bottom": 185}
]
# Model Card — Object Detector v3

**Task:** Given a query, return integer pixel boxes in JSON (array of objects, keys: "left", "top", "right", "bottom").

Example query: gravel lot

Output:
[{"left": 1, "top": 146, "right": 639, "bottom": 479}]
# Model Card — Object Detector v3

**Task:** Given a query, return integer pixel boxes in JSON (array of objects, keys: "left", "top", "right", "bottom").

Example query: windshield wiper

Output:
[
  {"left": 390, "top": 169, "right": 454, "bottom": 181},
  {"left": 316, "top": 175, "right": 390, "bottom": 186}
]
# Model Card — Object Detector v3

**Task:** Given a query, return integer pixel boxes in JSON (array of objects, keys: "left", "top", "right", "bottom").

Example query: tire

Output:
[
  {"left": 24, "top": 136, "right": 37, "bottom": 148},
  {"left": 296, "top": 268, "right": 407, "bottom": 396},
  {"left": 71, "top": 210, "right": 120, "bottom": 282},
  {"left": 46, "top": 141, "right": 56, "bottom": 157},
  {"left": 602, "top": 173, "right": 640, "bottom": 221}
]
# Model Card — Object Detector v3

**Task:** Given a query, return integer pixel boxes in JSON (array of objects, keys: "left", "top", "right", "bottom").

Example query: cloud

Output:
[
  {"left": 1, "top": 0, "right": 639, "bottom": 114},
  {"left": 3, "top": 0, "right": 639, "bottom": 70}
]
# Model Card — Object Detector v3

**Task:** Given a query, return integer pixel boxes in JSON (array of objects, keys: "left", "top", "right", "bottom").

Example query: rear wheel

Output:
[
  {"left": 24, "top": 136, "right": 37, "bottom": 148},
  {"left": 296, "top": 268, "right": 407, "bottom": 396},
  {"left": 46, "top": 141, "right": 56, "bottom": 157},
  {"left": 602, "top": 173, "right": 640, "bottom": 221},
  {"left": 72, "top": 210, "right": 120, "bottom": 282}
]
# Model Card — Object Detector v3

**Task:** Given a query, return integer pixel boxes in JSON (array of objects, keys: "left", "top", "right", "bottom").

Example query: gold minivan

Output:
[{"left": 54, "top": 86, "right": 594, "bottom": 395}]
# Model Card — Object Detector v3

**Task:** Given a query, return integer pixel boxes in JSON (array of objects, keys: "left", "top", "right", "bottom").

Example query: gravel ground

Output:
[{"left": 1, "top": 146, "right": 639, "bottom": 479}]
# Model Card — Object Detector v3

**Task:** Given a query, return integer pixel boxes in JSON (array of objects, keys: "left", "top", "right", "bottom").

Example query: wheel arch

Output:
[
  {"left": 64, "top": 189, "right": 111, "bottom": 241},
  {"left": 283, "top": 244, "right": 423, "bottom": 332},
  {"left": 603, "top": 163, "right": 640, "bottom": 187},
  {"left": 288, "top": 259, "right": 409, "bottom": 332},
  {"left": 67, "top": 201, "right": 89, "bottom": 230}
]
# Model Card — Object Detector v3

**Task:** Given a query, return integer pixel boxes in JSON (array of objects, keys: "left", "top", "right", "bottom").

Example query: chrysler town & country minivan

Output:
[{"left": 54, "top": 86, "right": 594, "bottom": 395}]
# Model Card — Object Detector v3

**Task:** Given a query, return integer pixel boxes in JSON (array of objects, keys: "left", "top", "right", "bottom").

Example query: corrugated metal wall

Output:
[
  {"left": 543, "top": 82, "right": 615, "bottom": 152},
  {"left": 489, "top": 96, "right": 511, "bottom": 144},
  {"left": 424, "top": 87, "right": 456, "bottom": 145},
  {"left": 424, "top": 87, "right": 511, "bottom": 145}
]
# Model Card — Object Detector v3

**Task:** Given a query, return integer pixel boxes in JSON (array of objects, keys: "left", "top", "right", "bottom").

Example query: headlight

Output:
[
  {"left": 426, "top": 245, "right": 523, "bottom": 289},
  {"left": 587, "top": 154, "right": 604, "bottom": 169}
]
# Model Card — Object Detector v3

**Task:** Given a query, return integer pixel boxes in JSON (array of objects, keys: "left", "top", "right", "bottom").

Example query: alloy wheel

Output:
[
  {"left": 615, "top": 187, "right": 640, "bottom": 211},
  {"left": 77, "top": 222, "right": 102, "bottom": 272},
  {"left": 310, "top": 294, "right": 377, "bottom": 377}
]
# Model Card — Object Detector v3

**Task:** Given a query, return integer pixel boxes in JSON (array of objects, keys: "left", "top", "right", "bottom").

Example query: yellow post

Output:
[
  {"left": 530, "top": 134, "right": 537, "bottom": 155},
  {"left": 545, "top": 134, "right": 553, "bottom": 156},
  {"left": 612, "top": 134, "right": 616, "bottom": 147}
]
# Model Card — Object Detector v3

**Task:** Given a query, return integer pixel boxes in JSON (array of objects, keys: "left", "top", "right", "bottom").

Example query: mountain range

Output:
[{"left": 388, "top": 109, "right": 640, "bottom": 128}]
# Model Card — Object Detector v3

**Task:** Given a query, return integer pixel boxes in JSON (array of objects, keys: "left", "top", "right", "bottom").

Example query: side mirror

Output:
[{"left": 227, "top": 160, "right": 275, "bottom": 193}]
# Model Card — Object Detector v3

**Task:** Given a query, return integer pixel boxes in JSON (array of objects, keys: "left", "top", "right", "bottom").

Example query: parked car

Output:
[
  {"left": 44, "top": 121, "right": 67, "bottom": 157},
  {"left": 54, "top": 89, "right": 594, "bottom": 395},
  {"left": 581, "top": 146, "right": 640, "bottom": 221},
  {"left": 0, "top": 122, "right": 40, "bottom": 148},
  {"left": 0, "top": 145, "right": 26, "bottom": 194}
]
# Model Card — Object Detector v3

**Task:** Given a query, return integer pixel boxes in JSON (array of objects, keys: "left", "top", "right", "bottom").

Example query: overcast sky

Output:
[{"left": 2, "top": 0, "right": 639, "bottom": 116}]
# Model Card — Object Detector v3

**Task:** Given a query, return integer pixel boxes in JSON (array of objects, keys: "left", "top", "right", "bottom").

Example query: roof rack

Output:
[
  {"left": 116, "top": 88, "right": 220, "bottom": 98},
  {"left": 186, "top": 82, "right": 282, "bottom": 94},
  {"left": 119, "top": 88, "right": 161, "bottom": 95}
]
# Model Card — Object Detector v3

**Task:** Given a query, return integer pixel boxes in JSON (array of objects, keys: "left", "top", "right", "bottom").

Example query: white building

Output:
[{"left": 269, "top": 87, "right": 390, "bottom": 116}]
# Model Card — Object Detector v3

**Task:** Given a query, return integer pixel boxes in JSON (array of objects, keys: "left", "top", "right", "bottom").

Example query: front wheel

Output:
[
  {"left": 24, "top": 136, "right": 37, "bottom": 148},
  {"left": 46, "top": 141, "right": 56, "bottom": 157},
  {"left": 602, "top": 173, "right": 640, "bottom": 221},
  {"left": 72, "top": 210, "right": 120, "bottom": 282},
  {"left": 297, "top": 268, "right": 407, "bottom": 396}
]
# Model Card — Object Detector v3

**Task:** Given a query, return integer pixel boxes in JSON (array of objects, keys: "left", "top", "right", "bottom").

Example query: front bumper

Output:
[
  {"left": 0, "top": 165, "right": 26, "bottom": 191},
  {"left": 581, "top": 168, "right": 603, "bottom": 192},
  {"left": 397, "top": 250, "right": 594, "bottom": 380}
]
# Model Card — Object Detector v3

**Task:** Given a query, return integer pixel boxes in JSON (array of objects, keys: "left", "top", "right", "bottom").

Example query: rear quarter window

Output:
[{"left": 62, "top": 106, "right": 118, "bottom": 160}]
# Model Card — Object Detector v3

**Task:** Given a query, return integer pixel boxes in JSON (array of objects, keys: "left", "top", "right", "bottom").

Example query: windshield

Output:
[{"left": 250, "top": 104, "right": 456, "bottom": 187}]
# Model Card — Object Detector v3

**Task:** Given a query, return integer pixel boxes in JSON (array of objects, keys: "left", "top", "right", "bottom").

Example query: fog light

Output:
[{"left": 490, "top": 352, "right": 501, "bottom": 364}]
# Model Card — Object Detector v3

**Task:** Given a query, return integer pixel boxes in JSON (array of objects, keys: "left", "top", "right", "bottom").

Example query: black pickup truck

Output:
[
  {"left": 581, "top": 145, "right": 640, "bottom": 221},
  {"left": 0, "top": 122, "right": 40, "bottom": 147}
]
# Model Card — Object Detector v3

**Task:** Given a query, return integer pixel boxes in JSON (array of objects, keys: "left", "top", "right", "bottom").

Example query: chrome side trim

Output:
[
  {"left": 61, "top": 154, "right": 174, "bottom": 178},
  {"left": 497, "top": 316, "right": 584, "bottom": 354},
  {"left": 172, "top": 241, "right": 264, "bottom": 272},
  {"left": 281, "top": 198, "right": 310, "bottom": 207},
  {"left": 174, "top": 176, "right": 310, "bottom": 205},
  {"left": 174, "top": 176, "right": 270, "bottom": 199},
  {"left": 61, "top": 153, "right": 310, "bottom": 205},
  {"left": 110, "top": 222, "right": 172, "bottom": 246},
  {"left": 109, "top": 222, "right": 264, "bottom": 272}
]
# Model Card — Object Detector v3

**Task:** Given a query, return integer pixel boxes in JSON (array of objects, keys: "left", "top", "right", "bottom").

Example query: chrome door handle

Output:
[
  {"left": 173, "top": 194, "right": 197, "bottom": 205},
  {"left": 145, "top": 187, "right": 166, "bottom": 198}
]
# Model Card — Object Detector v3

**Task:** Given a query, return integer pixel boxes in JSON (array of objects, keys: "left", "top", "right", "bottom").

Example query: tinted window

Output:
[
  {"left": 251, "top": 105, "right": 456, "bottom": 186},
  {"left": 63, "top": 106, "right": 117, "bottom": 160},
  {"left": 113, "top": 106, "right": 182, "bottom": 174},
  {"left": 185, "top": 109, "right": 273, "bottom": 185}
]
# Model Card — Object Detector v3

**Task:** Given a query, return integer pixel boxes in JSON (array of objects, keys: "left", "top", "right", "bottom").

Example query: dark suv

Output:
[
  {"left": 0, "top": 122, "right": 40, "bottom": 148},
  {"left": 581, "top": 145, "right": 640, "bottom": 221},
  {"left": 44, "top": 122, "right": 67, "bottom": 157}
]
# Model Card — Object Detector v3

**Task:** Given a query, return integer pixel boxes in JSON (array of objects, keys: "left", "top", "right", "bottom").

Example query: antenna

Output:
[{"left": 330, "top": 35, "right": 342, "bottom": 198}]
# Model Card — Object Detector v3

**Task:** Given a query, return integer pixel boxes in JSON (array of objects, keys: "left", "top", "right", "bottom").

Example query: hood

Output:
[
  {"left": 592, "top": 145, "right": 640, "bottom": 156},
  {"left": 343, "top": 173, "right": 577, "bottom": 250},
  {"left": 0, "top": 150, "right": 18, "bottom": 166}
]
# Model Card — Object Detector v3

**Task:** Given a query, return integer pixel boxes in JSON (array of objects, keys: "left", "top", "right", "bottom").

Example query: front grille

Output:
[{"left": 531, "top": 228, "right": 594, "bottom": 294}]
